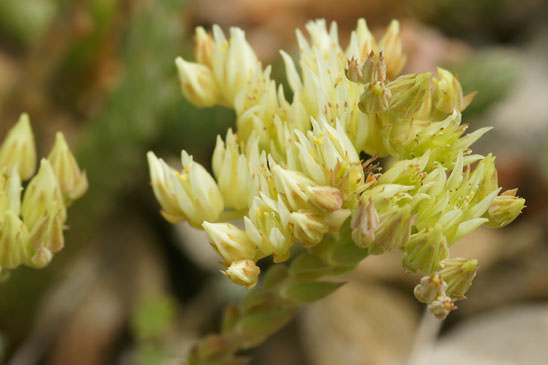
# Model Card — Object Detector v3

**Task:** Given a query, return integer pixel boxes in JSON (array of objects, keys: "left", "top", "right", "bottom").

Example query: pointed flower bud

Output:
[
  {"left": 194, "top": 26, "right": 215, "bottom": 68},
  {"left": 485, "top": 189, "right": 525, "bottom": 228},
  {"left": 212, "top": 130, "right": 249, "bottom": 210},
  {"left": 358, "top": 81, "right": 391, "bottom": 114},
  {"left": 0, "top": 166, "right": 22, "bottom": 216},
  {"left": 0, "top": 113, "right": 36, "bottom": 180},
  {"left": 403, "top": 226, "right": 449, "bottom": 275},
  {"left": 290, "top": 210, "right": 328, "bottom": 247},
  {"left": 378, "top": 20, "right": 406, "bottom": 79},
  {"left": 223, "top": 259, "right": 260, "bottom": 289},
  {"left": 368, "top": 207, "right": 413, "bottom": 255},
  {"left": 351, "top": 198, "right": 380, "bottom": 248},
  {"left": 47, "top": 132, "right": 88, "bottom": 204},
  {"left": 175, "top": 57, "right": 219, "bottom": 107},
  {"left": 25, "top": 204, "right": 65, "bottom": 260},
  {"left": 428, "top": 294, "right": 456, "bottom": 320},
  {"left": 306, "top": 186, "right": 343, "bottom": 212},
  {"left": 414, "top": 272, "right": 447, "bottom": 304},
  {"left": 433, "top": 68, "right": 476, "bottom": 114},
  {"left": 0, "top": 211, "right": 30, "bottom": 272},
  {"left": 387, "top": 72, "right": 431, "bottom": 119},
  {"left": 21, "top": 159, "right": 66, "bottom": 231},
  {"left": 438, "top": 258, "right": 478, "bottom": 300},
  {"left": 203, "top": 222, "right": 256, "bottom": 265},
  {"left": 147, "top": 151, "right": 223, "bottom": 227}
]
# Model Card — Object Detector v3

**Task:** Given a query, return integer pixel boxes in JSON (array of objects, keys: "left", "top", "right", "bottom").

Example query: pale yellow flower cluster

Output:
[
  {"left": 0, "top": 114, "right": 87, "bottom": 276},
  {"left": 148, "top": 19, "right": 524, "bottom": 318}
]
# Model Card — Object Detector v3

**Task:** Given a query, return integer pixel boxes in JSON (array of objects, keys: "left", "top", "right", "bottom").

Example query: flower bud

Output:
[
  {"left": 413, "top": 273, "right": 447, "bottom": 303},
  {"left": 47, "top": 132, "right": 88, "bottom": 203},
  {"left": 485, "top": 189, "right": 525, "bottom": 228},
  {"left": 0, "top": 166, "right": 22, "bottom": 216},
  {"left": 351, "top": 198, "right": 380, "bottom": 248},
  {"left": 21, "top": 159, "right": 66, "bottom": 230},
  {"left": 202, "top": 222, "right": 256, "bottom": 264},
  {"left": 378, "top": 20, "right": 406, "bottom": 79},
  {"left": 194, "top": 26, "right": 215, "bottom": 68},
  {"left": 0, "top": 211, "right": 30, "bottom": 271},
  {"left": 0, "top": 113, "right": 36, "bottom": 180},
  {"left": 358, "top": 81, "right": 391, "bottom": 114},
  {"left": 147, "top": 151, "right": 224, "bottom": 227},
  {"left": 223, "top": 259, "right": 260, "bottom": 289},
  {"left": 387, "top": 73, "right": 431, "bottom": 119},
  {"left": 175, "top": 57, "right": 219, "bottom": 107},
  {"left": 211, "top": 130, "right": 249, "bottom": 210},
  {"left": 438, "top": 258, "right": 478, "bottom": 300},
  {"left": 428, "top": 294, "right": 456, "bottom": 320},
  {"left": 368, "top": 207, "right": 413, "bottom": 254},
  {"left": 306, "top": 186, "right": 343, "bottom": 212},
  {"left": 25, "top": 204, "right": 65, "bottom": 257},
  {"left": 28, "top": 247, "right": 53, "bottom": 268},
  {"left": 290, "top": 210, "right": 328, "bottom": 247},
  {"left": 433, "top": 68, "right": 476, "bottom": 114},
  {"left": 403, "top": 226, "right": 449, "bottom": 275}
]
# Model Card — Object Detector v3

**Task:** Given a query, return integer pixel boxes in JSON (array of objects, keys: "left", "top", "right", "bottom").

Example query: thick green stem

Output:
[{"left": 187, "top": 230, "right": 368, "bottom": 364}]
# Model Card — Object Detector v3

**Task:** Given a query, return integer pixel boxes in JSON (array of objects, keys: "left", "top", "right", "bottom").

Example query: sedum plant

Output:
[
  {"left": 0, "top": 113, "right": 87, "bottom": 279},
  {"left": 147, "top": 19, "right": 525, "bottom": 363}
]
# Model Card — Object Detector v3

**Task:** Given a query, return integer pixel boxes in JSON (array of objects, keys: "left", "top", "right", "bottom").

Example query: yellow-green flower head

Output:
[
  {"left": 223, "top": 259, "right": 260, "bottom": 289},
  {"left": 0, "top": 113, "right": 36, "bottom": 180},
  {"left": 47, "top": 132, "right": 88, "bottom": 204},
  {"left": 152, "top": 18, "right": 525, "bottom": 306},
  {"left": 147, "top": 151, "right": 224, "bottom": 227}
]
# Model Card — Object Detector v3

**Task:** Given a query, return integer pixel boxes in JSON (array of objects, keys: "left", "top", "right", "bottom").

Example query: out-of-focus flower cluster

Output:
[
  {"left": 148, "top": 19, "right": 524, "bottom": 318},
  {"left": 0, "top": 114, "right": 87, "bottom": 278}
]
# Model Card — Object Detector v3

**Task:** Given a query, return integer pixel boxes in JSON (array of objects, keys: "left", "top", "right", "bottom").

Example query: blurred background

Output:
[{"left": 0, "top": 0, "right": 547, "bottom": 364}]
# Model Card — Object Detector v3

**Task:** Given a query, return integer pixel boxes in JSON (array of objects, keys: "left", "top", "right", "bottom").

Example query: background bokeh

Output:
[{"left": 0, "top": 0, "right": 547, "bottom": 364}]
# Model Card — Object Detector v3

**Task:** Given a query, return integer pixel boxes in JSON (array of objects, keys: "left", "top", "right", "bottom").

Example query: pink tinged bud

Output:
[
  {"left": 175, "top": 57, "right": 219, "bottom": 107},
  {"left": 414, "top": 273, "right": 447, "bottom": 304},
  {"left": 307, "top": 186, "right": 343, "bottom": 212},
  {"left": 202, "top": 222, "right": 256, "bottom": 265},
  {"left": 438, "top": 258, "right": 478, "bottom": 300},
  {"left": 428, "top": 294, "right": 456, "bottom": 320},
  {"left": 485, "top": 189, "right": 525, "bottom": 228},
  {"left": 403, "top": 226, "right": 449, "bottom": 275},
  {"left": 223, "top": 259, "right": 260, "bottom": 289},
  {"left": 351, "top": 198, "right": 380, "bottom": 248}
]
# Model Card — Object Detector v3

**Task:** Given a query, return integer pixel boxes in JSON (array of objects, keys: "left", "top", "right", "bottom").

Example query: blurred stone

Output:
[
  {"left": 300, "top": 281, "right": 419, "bottom": 365},
  {"left": 417, "top": 304, "right": 548, "bottom": 364}
]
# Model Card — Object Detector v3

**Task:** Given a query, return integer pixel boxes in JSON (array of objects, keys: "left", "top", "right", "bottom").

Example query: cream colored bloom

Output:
[{"left": 175, "top": 57, "right": 219, "bottom": 107}]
